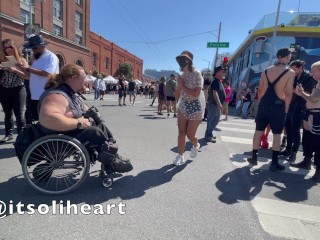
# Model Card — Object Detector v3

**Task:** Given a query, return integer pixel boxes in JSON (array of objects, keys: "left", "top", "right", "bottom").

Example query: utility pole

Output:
[
  {"left": 214, "top": 21, "right": 221, "bottom": 69},
  {"left": 29, "top": 0, "right": 33, "bottom": 36},
  {"left": 268, "top": 0, "right": 282, "bottom": 66}
]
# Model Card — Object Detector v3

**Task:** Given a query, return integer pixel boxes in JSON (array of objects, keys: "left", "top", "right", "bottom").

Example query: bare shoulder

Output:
[
  {"left": 43, "top": 93, "right": 68, "bottom": 106},
  {"left": 286, "top": 68, "right": 295, "bottom": 80},
  {"left": 288, "top": 68, "right": 295, "bottom": 76}
]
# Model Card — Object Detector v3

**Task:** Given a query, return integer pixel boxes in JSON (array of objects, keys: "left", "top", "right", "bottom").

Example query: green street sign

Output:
[{"left": 207, "top": 42, "right": 229, "bottom": 48}]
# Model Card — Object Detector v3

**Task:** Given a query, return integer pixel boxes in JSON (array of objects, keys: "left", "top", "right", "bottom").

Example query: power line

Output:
[
  {"left": 105, "top": 0, "right": 172, "bottom": 69},
  {"left": 112, "top": 30, "right": 217, "bottom": 44},
  {"left": 117, "top": 0, "right": 173, "bottom": 69}
]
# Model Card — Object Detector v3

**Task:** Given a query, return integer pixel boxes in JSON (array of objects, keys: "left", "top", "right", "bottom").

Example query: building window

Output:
[
  {"left": 75, "top": 35, "right": 82, "bottom": 44},
  {"left": 53, "top": 0, "right": 63, "bottom": 20},
  {"left": 53, "top": 24, "right": 63, "bottom": 36},
  {"left": 20, "top": 0, "right": 32, "bottom": 4},
  {"left": 105, "top": 57, "right": 110, "bottom": 69},
  {"left": 20, "top": 8, "right": 32, "bottom": 24},
  {"left": 76, "top": 59, "right": 83, "bottom": 67},
  {"left": 75, "top": 0, "right": 83, "bottom": 6},
  {"left": 93, "top": 52, "right": 97, "bottom": 67},
  {"left": 75, "top": 12, "right": 82, "bottom": 30}
]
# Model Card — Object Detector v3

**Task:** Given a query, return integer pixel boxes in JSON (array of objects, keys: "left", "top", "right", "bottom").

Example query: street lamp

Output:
[
  {"left": 27, "top": 0, "right": 45, "bottom": 38},
  {"left": 202, "top": 59, "right": 210, "bottom": 70}
]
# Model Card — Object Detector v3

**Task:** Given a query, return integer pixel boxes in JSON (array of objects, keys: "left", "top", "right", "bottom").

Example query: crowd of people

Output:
[
  {"left": 0, "top": 35, "right": 59, "bottom": 143},
  {"left": 1, "top": 37, "right": 320, "bottom": 182}
]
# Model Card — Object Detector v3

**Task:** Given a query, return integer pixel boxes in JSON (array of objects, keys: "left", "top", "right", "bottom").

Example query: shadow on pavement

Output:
[
  {"left": 0, "top": 145, "right": 16, "bottom": 160},
  {"left": 215, "top": 165, "right": 317, "bottom": 205},
  {"left": 0, "top": 160, "right": 192, "bottom": 217}
]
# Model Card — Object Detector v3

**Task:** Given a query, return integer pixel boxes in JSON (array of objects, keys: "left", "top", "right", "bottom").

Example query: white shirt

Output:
[
  {"left": 98, "top": 79, "right": 106, "bottom": 91},
  {"left": 30, "top": 49, "right": 59, "bottom": 100}
]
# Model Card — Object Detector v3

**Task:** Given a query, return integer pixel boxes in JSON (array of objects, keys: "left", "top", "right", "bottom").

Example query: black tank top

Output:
[
  {"left": 38, "top": 84, "right": 85, "bottom": 118},
  {"left": 259, "top": 69, "right": 289, "bottom": 110},
  {"left": 158, "top": 82, "right": 164, "bottom": 95}
]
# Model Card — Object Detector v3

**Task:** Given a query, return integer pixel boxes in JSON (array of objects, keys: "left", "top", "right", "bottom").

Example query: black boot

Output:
[
  {"left": 269, "top": 151, "right": 285, "bottom": 171},
  {"left": 311, "top": 167, "right": 320, "bottom": 182},
  {"left": 291, "top": 157, "right": 312, "bottom": 170},
  {"left": 112, "top": 154, "right": 133, "bottom": 173},
  {"left": 288, "top": 151, "right": 297, "bottom": 162},
  {"left": 247, "top": 149, "right": 258, "bottom": 166}
]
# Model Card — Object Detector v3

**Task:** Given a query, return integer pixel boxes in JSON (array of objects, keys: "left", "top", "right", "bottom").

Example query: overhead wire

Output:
[
  {"left": 113, "top": 30, "right": 217, "bottom": 44},
  {"left": 105, "top": 0, "right": 172, "bottom": 69},
  {"left": 116, "top": 0, "right": 173, "bottom": 69}
]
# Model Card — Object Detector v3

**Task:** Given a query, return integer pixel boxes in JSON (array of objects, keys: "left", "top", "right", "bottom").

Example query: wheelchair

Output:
[{"left": 21, "top": 134, "right": 114, "bottom": 195}]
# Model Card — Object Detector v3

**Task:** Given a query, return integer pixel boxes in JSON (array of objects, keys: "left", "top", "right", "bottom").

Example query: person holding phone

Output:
[{"left": 0, "top": 39, "right": 29, "bottom": 143}]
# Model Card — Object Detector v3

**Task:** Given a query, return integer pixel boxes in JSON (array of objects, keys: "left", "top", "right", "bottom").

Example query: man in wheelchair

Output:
[{"left": 38, "top": 64, "right": 133, "bottom": 174}]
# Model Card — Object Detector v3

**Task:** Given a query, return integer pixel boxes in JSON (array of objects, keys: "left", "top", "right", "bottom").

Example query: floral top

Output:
[
  {"left": 0, "top": 70, "right": 24, "bottom": 88},
  {"left": 177, "top": 69, "right": 206, "bottom": 120}
]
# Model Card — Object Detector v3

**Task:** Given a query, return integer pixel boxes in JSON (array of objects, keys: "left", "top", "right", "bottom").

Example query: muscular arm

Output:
[
  {"left": 29, "top": 67, "right": 52, "bottom": 77},
  {"left": 39, "top": 94, "right": 88, "bottom": 131},
  {"left": 284, "top": 72, "right": 295, "bottom": 113},
  {"left": 19, "top": 65, "right": 51, "bottom": 77},
  {"left": 299, "top": 87, "right": 320, "bottom": 103},
  {"left": 258, "top": 73, "right": 266, "bottom": 100}
]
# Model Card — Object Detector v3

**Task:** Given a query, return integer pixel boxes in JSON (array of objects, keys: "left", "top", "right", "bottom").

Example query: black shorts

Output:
[
  {"left": 158, "top": 94, "right": 165, "bottom": 101},
  {"left": 255, "top": 105, "right": 285, "bottom": 134},
  {"left": 118, "top": 90, "right": 124, "bottom": 98},
  {"left": 166, "top": 96, "right": 176, "bottom": 101}
]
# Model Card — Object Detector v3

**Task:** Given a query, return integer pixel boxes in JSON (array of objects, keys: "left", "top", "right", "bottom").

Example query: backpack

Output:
[{"left": 14, "top": 123, "right": 43, "bottom": 164}]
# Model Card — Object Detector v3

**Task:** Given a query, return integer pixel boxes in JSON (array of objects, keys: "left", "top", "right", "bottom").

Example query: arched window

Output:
[
  {"left": 56, "top": 54, "right": 64, "bottom": 70},
  {"left": 76, "top": 59, "right": 83, "bottom": 67}
]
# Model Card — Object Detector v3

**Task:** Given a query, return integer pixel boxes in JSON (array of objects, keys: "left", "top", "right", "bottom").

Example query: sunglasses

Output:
[{"left": 4, "top": 46, "right": 14, "bottom": 50}]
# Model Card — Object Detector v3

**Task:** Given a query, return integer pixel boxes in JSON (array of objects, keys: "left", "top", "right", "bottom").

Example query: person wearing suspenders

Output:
[{"left": 247, "top": 48, "right": 295, "bottom": 171}]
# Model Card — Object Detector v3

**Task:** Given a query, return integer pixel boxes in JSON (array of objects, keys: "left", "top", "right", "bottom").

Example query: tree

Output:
[
  {"left": 119, "top": 62, "right": 133, "bottom": 79},
  {"left": 92, "top": 69, "right": 98, "bottom": 77},
  {"left": 101, "top": 73, "right": 107, "bottom": 78}
]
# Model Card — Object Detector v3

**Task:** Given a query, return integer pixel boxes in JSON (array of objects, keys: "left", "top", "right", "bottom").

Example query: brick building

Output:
[
  {"left": 0, "top": 0, "right": 143, "bottom": 78},
  {"left": 90, "top": 32, "right": 143, "bottom": 79}
]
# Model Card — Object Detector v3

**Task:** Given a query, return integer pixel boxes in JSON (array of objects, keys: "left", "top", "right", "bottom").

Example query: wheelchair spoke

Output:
[{"left": 23, "top": 136, "right": 90, "bottom": 195}]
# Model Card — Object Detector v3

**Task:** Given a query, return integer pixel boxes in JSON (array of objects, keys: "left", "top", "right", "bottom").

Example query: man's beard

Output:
[{"left": 33, "top": 52, "right": 42, "bottom": 60}]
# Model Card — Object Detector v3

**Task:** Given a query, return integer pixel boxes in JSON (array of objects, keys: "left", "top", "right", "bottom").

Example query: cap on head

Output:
[
  {"left": 276, "top": 47, "right": 294, "bottom": 58},
  {"left": 170, "top": 73, "right": 176, "bottom": 77},
  {"left": 213, "top": 66, "right": 227, "bottom": 74},
  {"left": 23, "top": 35, "right": 48, "bottom": 49},
  {"left": 176, "top": 50, "right": 193, "bottom": 63}
]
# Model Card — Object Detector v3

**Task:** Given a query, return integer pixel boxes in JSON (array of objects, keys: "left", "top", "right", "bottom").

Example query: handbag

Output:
[{"left": 185, "top": 99, "right": 201, "bottom": 114}]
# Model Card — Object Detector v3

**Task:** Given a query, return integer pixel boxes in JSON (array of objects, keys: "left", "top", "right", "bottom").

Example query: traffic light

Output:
[{"left": 222, "top": 57, "right": 229, "bottom": 68}]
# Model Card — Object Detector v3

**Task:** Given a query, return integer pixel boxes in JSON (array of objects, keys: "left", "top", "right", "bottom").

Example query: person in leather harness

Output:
[
  {"left": 38, "top": 64, "right": 132, "bottom": 173},
  {"left": 294, "top": 61, "right": 320, "bottom": 182},
  {"left": 247, "top": 48, "right": 295, "bottom": 171},
  {"left": 280, "top": 60, "right": 317, "bottom": 162}
]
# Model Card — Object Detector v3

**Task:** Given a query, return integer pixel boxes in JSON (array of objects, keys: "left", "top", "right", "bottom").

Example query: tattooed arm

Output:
[{"left": 296, "top": 84, "right": 320, "bottom": 103}]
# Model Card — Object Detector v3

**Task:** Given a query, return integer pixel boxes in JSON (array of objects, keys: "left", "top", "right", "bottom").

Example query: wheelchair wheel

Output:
[
  {"left": 22, "top": 134, "right": 90, "bottom": 195},
  {"left": 102, "top": 177, "right": 113, "bottom": 188}
]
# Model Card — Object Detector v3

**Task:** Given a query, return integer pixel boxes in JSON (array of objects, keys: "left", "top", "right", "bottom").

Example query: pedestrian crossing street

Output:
[{"left": 216, "top": 117, "right": 320, "bottom": 240}]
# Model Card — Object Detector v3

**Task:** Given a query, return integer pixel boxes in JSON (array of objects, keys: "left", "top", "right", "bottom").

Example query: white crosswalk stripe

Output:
[{"left": 216, "top": 116, "right": 319, "bottom": 240}]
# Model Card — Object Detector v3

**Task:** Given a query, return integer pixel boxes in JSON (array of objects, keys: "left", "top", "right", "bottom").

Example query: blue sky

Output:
[{"left": 90, "top": 0, "right": 320, "bottom": 73}]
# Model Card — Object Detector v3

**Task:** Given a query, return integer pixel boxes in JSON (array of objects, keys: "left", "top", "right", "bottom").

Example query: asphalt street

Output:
[{"left": 0, "top": 93, "right": 319, "bottom": 240}]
